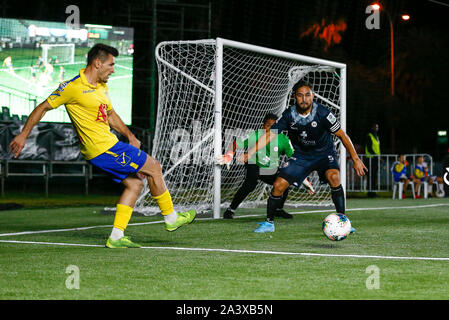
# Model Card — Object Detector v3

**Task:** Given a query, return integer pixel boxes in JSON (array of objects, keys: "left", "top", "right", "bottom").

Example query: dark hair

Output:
[
  {"left": 292, "top": 80, "right": 314, "bottom": 93},
  {"left": 87, "top": 43, "right": 119, "bottom": 65},
  {"left": 263, "top": 113, "right": 278, "bottom": 123}
]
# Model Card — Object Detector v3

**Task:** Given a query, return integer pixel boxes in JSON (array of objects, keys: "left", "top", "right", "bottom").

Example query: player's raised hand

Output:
[
  {"left": 217, "top": 151, "right": 234, "bottom": 170},
  {"left": 9, "top": 133, "right": 27, "bottom": 159},
  {"left": 353, "top": 158, "right": 368, "bottom": 177}
]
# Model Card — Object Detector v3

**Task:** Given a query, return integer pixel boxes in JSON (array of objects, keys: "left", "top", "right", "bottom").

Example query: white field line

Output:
[
  {"left": 1, "top": 203, "right": 448, "bottom": 238},
  {"left": 1, "top": 239, "right": 449, "bottom": 261},
  {"left": 108, "top": 74, "right": 132, "bottom": 81},
  {"left": 1, "top": 203, "right": 449, "bottom": 262},
  {"left": 115, "top": 63, "right": 133, "bottom": 71}
]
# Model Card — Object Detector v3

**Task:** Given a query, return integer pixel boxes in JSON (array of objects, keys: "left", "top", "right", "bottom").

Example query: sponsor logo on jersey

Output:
[
  {"left": 56, "top": 81, "right": 69, "bottom": 93},
  {"left": 83, "top": 89, "right": 95, "bottom": 94},
  {"left": 96, "top": 104, "right": 108, "bottom": 122}
]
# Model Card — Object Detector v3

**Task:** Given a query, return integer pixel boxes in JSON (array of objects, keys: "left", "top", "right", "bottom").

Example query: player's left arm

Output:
[
  {"left": 334, "top": 128, "right": 367, "bottom": 177},
  {"left": 107, "top": 108, "right": 141, "bottom": 149}
]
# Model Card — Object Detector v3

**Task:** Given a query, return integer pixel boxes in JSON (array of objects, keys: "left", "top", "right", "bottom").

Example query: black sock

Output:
[
  {"left": 330, "top": 185, "right": 345, "bottom": 214},
  {"left": 267, "top": 194, "right": 282, "bottom": 222},
  {"left": 277, "top": 188, "right": 289, "bottom": 211}
]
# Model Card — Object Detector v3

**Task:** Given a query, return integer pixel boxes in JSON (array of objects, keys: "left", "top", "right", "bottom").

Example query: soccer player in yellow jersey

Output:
[{"left": 9, "top": 44, "right": 196, "bottom": 248}]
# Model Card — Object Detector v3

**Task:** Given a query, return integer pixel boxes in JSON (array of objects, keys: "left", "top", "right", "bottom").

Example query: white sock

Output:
[
  {"left": 164, "top": 211, "right": 178, "bottom": 224},
  {"left": 438, "top": 183, "right": 444, "bottom": 192},
  {"left": 110, "top": 227, "right": 124, "bottom": 240}
]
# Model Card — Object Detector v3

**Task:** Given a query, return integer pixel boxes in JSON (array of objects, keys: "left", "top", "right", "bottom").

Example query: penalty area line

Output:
[{"left": 0, "top": 239, "right": 449, "bottom": 261}]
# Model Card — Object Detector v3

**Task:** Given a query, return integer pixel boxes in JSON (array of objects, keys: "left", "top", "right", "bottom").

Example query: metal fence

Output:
[
  {"left": 0, "top": 159, "right": 107, "bottom": 197},
  {"left": 346, "top": 154, "right": 434, "bottom": 192}
]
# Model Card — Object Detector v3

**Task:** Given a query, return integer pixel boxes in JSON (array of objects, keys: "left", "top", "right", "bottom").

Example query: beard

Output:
[{"left": 295, "top": 101, "right": 312, "bottom": 114}]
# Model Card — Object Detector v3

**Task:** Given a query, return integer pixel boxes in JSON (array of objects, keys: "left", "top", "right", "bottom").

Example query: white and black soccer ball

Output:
[
  {"left": 436, "top": 189, "right": 445, "bottom": 198},
  {"left": 322, "top": 213, "right": 351, "bottom": 241}
]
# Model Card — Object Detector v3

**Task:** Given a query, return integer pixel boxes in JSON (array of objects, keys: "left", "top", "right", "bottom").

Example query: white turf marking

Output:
[
  {"left": 1, "top": 203, "right": 448, "bottom": 238},
  {"left": 115, "top": 63, "right": 133, "bottom": 71},
  {"left": 0, "top": 239, "right": 449, "bottom": 261},
  {"left": 1, "top": 203, "right": 449, "bottom": 261},
  {"left": 108, "top": 74, "right": 132, "bottom": 81}
]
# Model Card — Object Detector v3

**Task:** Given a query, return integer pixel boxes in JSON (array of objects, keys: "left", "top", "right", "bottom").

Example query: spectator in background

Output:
[
  {"left": 415, "top": 155, "right": 446, "bottom": 198},
  {"left": 2, "top": 56, "right": 14, "bottom": 74},
  {"left": 59, "top": 66, "right": 65, "bottom": 82},
  {"left": 365, "top": 123, "right": 380, "bottom": 197},
  {"left": 392, "top": 154, "right": 418, "bottom": 199}
]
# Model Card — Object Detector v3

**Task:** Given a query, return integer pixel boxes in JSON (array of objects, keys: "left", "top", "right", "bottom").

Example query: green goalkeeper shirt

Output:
[{"left": 236, "top": 130, "right": 294, "bottom": 169}]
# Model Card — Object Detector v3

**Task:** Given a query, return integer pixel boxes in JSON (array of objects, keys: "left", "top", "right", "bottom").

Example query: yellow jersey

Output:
[{"left": 46, "top": 68, "right": 118, "bottom": 160}]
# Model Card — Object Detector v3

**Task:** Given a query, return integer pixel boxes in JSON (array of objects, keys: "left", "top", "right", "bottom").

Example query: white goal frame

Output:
[
  {"left": 41, "top": 43, "right": 75, "bottom": 64},
  {"left": 142, "top": 38, "right": 346, "bottom": 219}
]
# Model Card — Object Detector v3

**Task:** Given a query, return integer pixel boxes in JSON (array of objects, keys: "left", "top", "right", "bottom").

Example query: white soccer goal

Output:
[
  {"left": 41, "top": 43, "right": 75, "bottom": 64},
  {"left": 134, "top": 38, "right": 346, "bottom": 218}
]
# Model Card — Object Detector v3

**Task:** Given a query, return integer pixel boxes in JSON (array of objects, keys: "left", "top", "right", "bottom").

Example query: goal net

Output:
[
  {"left": 41, "top": 43, "right": 75, "bottom": 64},
  {"left": 134, "top": 38, "right": 346, "bottom": 217}
]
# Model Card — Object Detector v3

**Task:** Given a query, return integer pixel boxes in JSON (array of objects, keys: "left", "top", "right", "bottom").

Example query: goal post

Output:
[
  {"left": 134, "top": 38, "right": 347, "bottom": 218},
  {"left": 41, "top": 43, "right": 75, "bottom": 64}
]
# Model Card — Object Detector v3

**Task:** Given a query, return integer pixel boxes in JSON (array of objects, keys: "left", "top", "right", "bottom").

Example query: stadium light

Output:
[
  {"left": 370, "top": 3, "right": 410, "bottom": 96},
  {"left": 84, "top": 24, "right": 112, "bottom": 29},
  {"left": 371, "top": 3, "right": 381, "bottom": 10}
]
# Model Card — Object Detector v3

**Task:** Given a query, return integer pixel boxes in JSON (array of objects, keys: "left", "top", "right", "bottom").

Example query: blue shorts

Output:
[
  {"left": 278, "top": 152, "right": 339, "bottom": 185},
  {"left": 393, "top": 173, "right": 408, "bottom": 183},
  {"left": 88, "top": 141, "right": 148, "bottom": 183}
]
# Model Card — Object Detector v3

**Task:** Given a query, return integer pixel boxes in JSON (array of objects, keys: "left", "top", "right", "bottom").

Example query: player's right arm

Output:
[{"left": 9, "top": 100, "right": 53, "bottom": 158}]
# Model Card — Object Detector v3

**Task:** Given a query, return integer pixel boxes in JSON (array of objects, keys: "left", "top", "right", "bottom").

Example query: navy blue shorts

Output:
[
  {"left": 278, "top": 152, "right": 340, "bottom": 185},
  {"left": 88, "top": 141, "right": 148, "bottom": 183}
]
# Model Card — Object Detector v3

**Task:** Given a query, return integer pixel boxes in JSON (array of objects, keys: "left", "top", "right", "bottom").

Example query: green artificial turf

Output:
[{"left": 0, "top": 197, "right": 449, "bottom": 300}]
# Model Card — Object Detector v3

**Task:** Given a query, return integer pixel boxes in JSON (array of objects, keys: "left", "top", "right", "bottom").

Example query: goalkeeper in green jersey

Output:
[{"left": 218, "top": 113, "right": 315, "bottom": 219}]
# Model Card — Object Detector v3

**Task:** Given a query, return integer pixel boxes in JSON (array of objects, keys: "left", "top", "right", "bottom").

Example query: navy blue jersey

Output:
[{"left": 271, "top": 102, "right": 341, "bottom": 157}]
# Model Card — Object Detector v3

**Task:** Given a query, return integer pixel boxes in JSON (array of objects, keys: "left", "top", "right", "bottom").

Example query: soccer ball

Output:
[
  {"left": 322, "top": 213, "right": 351, "bottom": 241},
  {"left": 436, "top": 189, "right": 445, "bottom": 198}
]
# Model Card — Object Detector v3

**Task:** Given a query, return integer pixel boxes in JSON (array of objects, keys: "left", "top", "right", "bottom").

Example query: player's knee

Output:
[
  {"left": 140, "top": 156, "right": 163, "bottom": 177},
  {"left": 327, "top": 171, "right": 340, "bottom": 187},
  {"left": 131, "top": 178, "right": 144, "bottom": 193},
  {"left": 273, "top": 179, "right": 288, "bottom": 194}
]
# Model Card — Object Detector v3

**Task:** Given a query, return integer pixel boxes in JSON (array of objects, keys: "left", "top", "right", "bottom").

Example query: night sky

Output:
[{"left": 2, "top": 0, "right": 448, "bottom": 159}]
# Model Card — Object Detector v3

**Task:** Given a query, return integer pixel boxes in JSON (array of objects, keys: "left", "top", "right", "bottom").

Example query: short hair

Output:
[
  {"left": 87, "top": 43, "right": 119, "bottom": 66},
  {"left": 292, "top": 80, "right": 314, "bottom": 93},
  {"left": 263, "top": 113, "right": 278, "bottom": 123}
]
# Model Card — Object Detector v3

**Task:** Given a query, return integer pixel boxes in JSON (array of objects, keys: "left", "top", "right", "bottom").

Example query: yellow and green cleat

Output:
[
  {"left": 105, "top": 236, "right": 142, "bottom": 248},
  {"left": 165, "top": 210, "right": 196, "bottom": 232}
]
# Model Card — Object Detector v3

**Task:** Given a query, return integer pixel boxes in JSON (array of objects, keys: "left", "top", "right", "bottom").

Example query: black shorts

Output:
[{"left": 278, "top": 152, "right": 339, "bottom": 185}]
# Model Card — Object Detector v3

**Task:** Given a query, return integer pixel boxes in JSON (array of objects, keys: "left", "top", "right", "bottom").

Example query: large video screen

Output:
[{"left": 0, "top": 18, "right": 134, "bottom": 124}]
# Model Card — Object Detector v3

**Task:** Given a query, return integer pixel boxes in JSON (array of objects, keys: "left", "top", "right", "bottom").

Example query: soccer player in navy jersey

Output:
[{"left": 244, "top": 80, "right": 367, "bottom": 233}]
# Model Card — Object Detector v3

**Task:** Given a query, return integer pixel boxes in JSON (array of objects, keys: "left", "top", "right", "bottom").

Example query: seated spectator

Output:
[
  {"left": 392, "top": 154, "right": 418, "bottom": 199},
  {"left": 414, "top": 156, "right": 445, "bottom": 198}
]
